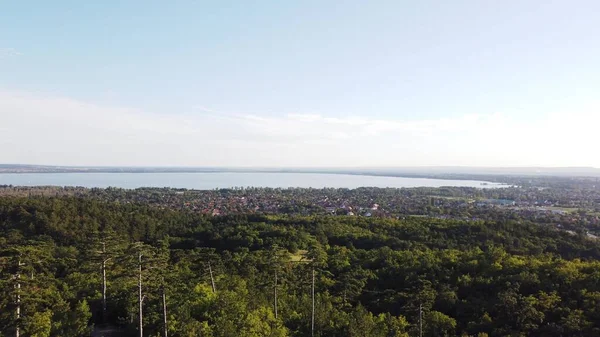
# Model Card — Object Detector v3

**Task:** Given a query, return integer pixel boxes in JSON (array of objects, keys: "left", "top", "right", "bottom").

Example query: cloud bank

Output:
[{"left": 0, "top": 90, "right": 598, "bottom": 167}]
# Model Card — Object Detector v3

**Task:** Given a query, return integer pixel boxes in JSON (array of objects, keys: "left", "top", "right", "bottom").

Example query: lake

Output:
[{"left": 0, "top": 172, "right": 507, "bottom": 189}]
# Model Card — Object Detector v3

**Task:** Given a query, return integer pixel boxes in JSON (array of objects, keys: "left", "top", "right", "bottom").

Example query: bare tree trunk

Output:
[
  {"left": 274, "top": 270, "right": 278, "bottom": 319},
  {"left": 14, "top": 259, "right": 26, "bottom": 337},
  {"left": 102, "top": 242, "right": 108, "bottom": 323},
  {"left": 419, "top": 303, "right": 423, "bottom": 337},
  {"left": 311, "top": 267, "right": 315, "bottom": 337},
  {"left": 208, "top": 262, "right": 216, "bottom": 293},
  {"left": 138, "top": 253, "right": 143, "bottom": 337},
  {"left": 15, "top": 273, "right": 20, "bottom": 337},
  {"left": 102, "top": 258, "right": 107, "bottom": 321},
  {"left": 162, "top": 286, "right": 168, "bottom": 337}
]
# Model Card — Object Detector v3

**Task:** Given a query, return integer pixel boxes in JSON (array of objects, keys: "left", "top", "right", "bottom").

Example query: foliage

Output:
[{"left": 1, "top": 196, "right": 600, "bottom": 336}]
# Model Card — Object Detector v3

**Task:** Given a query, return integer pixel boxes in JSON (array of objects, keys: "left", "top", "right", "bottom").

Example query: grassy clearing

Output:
[
  {"left": 544, "top": 206, "right": 579, "bottom": 213},
  {"left": 429, "top": 195, "right": 474, "bottom": 202},
  {"left": 290, "top": 249, "right": 310, "bottom": 262}
]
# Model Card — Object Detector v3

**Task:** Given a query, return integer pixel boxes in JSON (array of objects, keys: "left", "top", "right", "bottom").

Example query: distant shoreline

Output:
[
  {"left": 0, "top": 169, "right": 501, "bottom": 183},
  {"left": 0, "top": 171, "right": 511, "bottom": 190},
  {"left": 1, "top": 165, "right": 599, "bottom": 182}
]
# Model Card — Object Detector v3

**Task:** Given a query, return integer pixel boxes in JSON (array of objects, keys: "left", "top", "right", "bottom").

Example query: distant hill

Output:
[
  {"left": 1, "top": 164, "right": 599, "bottom": 178},
  {"left": 339, "top": 166, "right": 600, "bottom": 177}
]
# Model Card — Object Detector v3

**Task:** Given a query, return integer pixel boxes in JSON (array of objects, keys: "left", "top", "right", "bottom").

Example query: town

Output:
[{"left": 3, "top": 176, "right": 599, "bottom": 237}]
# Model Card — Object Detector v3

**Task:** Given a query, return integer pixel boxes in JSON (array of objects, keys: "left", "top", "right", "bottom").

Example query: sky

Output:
[{"left": 1, "top": 1, "right": 599, "bottom": 167}]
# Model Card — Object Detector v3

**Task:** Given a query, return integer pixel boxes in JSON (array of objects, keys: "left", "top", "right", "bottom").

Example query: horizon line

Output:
[{"left": 1, "top": 163, "right": 599, "bottom": 169}]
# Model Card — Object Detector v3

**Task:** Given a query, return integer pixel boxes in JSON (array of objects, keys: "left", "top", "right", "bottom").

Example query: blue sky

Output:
[{"left": 1, "top": 1, "right": 599, "bottom": 167}]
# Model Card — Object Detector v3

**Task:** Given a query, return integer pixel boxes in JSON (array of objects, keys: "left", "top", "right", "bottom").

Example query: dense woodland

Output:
[{"left": 2, "top": 192, "right": 600, "bottom": 336}]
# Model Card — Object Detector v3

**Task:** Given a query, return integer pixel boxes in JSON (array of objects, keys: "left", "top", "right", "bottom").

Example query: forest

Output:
[{"left": 2, "top": 195, "right": 600, "bottom": 336}]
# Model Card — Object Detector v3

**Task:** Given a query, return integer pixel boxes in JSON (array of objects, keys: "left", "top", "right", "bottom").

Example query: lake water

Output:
[{"left": 0, "top": 172, "right": 507, "bottom": 189}]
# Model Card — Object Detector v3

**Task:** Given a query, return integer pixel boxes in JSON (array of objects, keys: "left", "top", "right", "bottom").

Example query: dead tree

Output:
[
  {"left": 311, "top": 267, "right": 315, "bottom": 337},
  {"left": 90, "top": 230, "right": 124, "bottom": 324},
  {"left": 162, "top": 285, "right": 168, "bottom": 337},
  {"left": 138, "top": 252, "right": 144, "bottom": 337},
  {"left": 207, "top": 262, "right": 216, "bottom": 294},
  {"left": 101, "top": 242, "right": 112, "bottom": 322},
  {"left": 419, "top": 303, "right": 423, "bottom": 337},
  {"left": 130, "top": 241, "right": 169, "bottom": 337},
  {"left": 274, "top": 269, "right": 278, "bottom": 319},
  {"left": 1, "top": 246, "right": 47, "bottom": 337},
  {"left": 14, "top": 259, "right": 25, "bottom": 337}
]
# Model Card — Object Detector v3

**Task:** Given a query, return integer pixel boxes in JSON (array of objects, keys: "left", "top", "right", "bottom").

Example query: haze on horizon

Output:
[{"left": 1, "top": 1, "right": 599, "bottom": 168}]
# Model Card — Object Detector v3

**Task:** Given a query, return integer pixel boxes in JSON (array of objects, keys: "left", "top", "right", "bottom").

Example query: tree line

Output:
[{"left": 2, "top": 196, "right": 600, "bottom": 336}]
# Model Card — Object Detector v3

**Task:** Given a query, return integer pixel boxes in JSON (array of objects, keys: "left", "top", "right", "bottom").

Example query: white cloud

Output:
[
  {"left": 0, "top": 48, "right": 22, "bottom": 58},
  {"left": 192, "top": 105, "right": 216, "bottom": 113},
  {"left": 237, "top": 112, "right": 501, "bottom": 141},
  {"left": 0, "top": 90, "right": 598, "bottom": 167}
]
